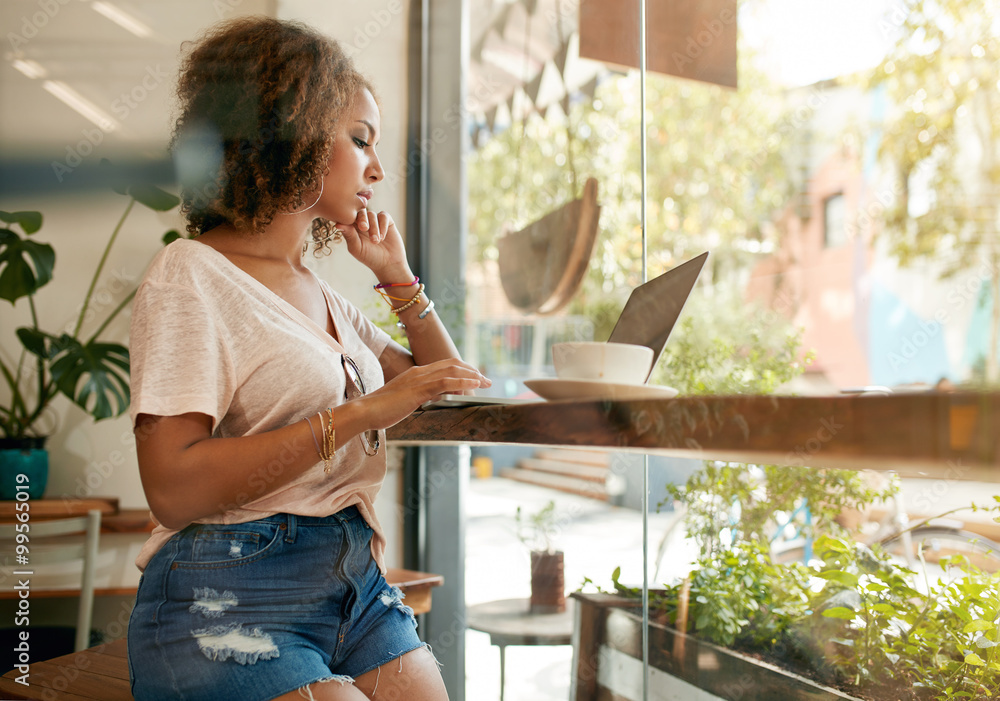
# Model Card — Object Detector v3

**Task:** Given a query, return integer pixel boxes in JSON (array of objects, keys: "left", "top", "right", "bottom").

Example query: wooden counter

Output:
[{"left": 388, "top": 391, "right": 1000, "bottom": 480}]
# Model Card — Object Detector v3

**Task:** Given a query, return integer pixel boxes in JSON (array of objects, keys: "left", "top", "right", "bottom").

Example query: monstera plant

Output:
[{"left": 0, "top": 167, "right": 179, "bottom": 498}]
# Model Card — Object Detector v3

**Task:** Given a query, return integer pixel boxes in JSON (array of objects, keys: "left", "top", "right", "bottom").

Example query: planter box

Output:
[{"left": 570, "top": 592, "right": 862, "bottom": 701}]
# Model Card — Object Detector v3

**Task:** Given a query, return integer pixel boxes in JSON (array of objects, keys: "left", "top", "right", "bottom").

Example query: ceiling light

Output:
[
  {"left": 12, "top": 59, "right": 47, "bottom": 79},
  {"left": 90, "top": 1, "right": 152, "bottom": 38},
  {"left": 42, "top": 80, "right": 120, "bottom": 132}
]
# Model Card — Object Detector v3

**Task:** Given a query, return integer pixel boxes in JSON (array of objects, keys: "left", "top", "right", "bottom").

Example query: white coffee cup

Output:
[{"left": 551, "top": 342, "right": 653, "bottom": 385}]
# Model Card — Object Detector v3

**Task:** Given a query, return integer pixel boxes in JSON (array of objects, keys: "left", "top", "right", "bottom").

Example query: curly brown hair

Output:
[{"left": 172, "top": 16, "right": 375, "bottom": 252}]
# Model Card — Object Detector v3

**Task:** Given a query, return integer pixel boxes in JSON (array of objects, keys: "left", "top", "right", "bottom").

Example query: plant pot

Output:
[
  {"left": 530, "top": 550, "right": 566, "bottom": 614},
  {"left": 0, "top": 437, "right": 49, "bottom": 500},
  {"left": 570, "top": 592, "right": 863, "bottom": 701}
]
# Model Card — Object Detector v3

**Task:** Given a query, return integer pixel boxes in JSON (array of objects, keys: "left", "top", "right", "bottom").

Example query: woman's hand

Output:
[
  {"left": 339, "top": 209, "right": 410, "bottom": 280},
  {"left": 356, "top": 359, "right": 491, "bottom": 430}
]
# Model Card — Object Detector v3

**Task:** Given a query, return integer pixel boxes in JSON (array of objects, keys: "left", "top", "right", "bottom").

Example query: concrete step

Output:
[
  {"left": 517, "top": 457, "right": 608, "bottom": 483},
  {"left": 499, "top": 467, "right": 609, "bottom": 501},
  {"left": 532, "top": 449, "right": 610, "bottom": 467}
]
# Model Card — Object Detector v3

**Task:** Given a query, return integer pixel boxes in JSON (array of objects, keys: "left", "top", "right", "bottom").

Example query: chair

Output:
[{"left": 0, "top": 510, "right": 102, "bottom": 651}]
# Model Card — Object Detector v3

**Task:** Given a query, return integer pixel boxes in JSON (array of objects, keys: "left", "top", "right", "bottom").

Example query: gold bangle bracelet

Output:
[{"left": 323, "top": 408, "right": 335, "bottom": 474}]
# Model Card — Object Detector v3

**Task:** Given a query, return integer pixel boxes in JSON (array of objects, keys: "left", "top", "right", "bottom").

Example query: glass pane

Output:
[
  {"left": 463, "top": 0, "right": 1000, "bottom": 700},
  {"left": 463, "top": 1, "right": 657, "bottom": 698}
]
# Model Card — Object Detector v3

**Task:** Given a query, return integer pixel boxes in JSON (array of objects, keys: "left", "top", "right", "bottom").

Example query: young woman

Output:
[{"left": 127, "top": 16, "right": 487, "bottom": 701}]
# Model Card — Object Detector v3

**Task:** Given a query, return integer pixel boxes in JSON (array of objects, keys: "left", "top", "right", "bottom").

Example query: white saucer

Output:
[{"left": 524, "top": 378, "right": 679, "bottom": 402}]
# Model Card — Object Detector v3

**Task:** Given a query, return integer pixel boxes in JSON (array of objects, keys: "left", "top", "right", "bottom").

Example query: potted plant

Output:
[
  {"left": 516, "top": 499, "right": 566, "bottom": 613},
  {"left": 0, "top": 172, "right": 179, "bottom": 499}
]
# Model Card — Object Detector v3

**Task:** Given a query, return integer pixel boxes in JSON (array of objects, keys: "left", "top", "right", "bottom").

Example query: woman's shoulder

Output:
[{"left": 141, "top": 238, "right": 228, "bottom": 288}]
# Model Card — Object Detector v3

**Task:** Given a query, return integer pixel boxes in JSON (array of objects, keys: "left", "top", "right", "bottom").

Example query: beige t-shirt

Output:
[{"left": 129, "top": 238, "right": 392, "bottom": 571}]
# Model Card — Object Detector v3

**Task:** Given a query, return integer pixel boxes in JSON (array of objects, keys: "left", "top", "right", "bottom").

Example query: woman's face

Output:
[{"left": 319, "top": 88, "right": 384, "bottom": 227}]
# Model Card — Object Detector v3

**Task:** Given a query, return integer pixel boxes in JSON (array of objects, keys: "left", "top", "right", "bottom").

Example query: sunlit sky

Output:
[{"left": 741, "top": 0, "right": 898, "bottom": 86}]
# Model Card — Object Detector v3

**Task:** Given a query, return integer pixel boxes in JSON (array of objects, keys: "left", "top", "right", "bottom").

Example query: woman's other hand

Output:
[{"left": 358, "top": 358, "right": 491, "bottom": 429}]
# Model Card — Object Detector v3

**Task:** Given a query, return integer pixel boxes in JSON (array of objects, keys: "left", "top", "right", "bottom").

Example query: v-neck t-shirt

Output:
[{"left": 129, "top": 238, "right": 392, "bottom": 571}]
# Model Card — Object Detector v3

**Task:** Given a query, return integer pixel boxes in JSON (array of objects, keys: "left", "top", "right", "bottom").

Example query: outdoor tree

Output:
[
  {"left": 868, "top": 0, "right": 1000, "bottom": 383},
  {"left": 468, "top": 40, "right": 798, "bottom": 349}
]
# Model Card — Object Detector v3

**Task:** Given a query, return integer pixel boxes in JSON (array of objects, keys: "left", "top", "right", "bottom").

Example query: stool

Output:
[{"left": 466, "top": 597, "right": 575, "bottom": 701}]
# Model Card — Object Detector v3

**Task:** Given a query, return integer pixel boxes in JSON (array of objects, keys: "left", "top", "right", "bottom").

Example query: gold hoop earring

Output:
[{"left": 283, "top": 180, "right": 324, "bottom": 215}]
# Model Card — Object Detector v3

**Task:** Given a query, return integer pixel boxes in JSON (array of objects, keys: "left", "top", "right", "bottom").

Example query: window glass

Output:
[{"left": 463, "top": 1, "right": 1000, "bottom": 699}]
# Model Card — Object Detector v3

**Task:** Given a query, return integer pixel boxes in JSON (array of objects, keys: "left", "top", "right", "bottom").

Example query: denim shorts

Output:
[{"left": 127, "top": 507, "right": 424, "bottom": 701}]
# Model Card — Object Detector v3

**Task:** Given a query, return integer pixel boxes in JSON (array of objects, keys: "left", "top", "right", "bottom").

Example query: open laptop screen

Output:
[{"left": 607, "top": 251, "right": 708, "bottom": 382}]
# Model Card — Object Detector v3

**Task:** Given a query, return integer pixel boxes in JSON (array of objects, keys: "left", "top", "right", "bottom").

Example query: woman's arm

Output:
[
  {"left": 375, "top": 279, "right": 463, "bottom": 380},
  {"left": 343, "top": 209, "right": 474, "bottom": 381},
  {"left": 136, "top": 355, "right": 486, "bottom": 529}
]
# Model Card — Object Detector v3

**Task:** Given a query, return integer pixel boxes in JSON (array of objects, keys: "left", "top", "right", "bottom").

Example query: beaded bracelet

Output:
[{"left": 389, "top": 284, "right": 426, "bottom": 314}]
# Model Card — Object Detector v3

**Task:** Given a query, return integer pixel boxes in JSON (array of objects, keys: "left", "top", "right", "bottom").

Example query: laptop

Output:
[{"left": 421, "top": 251, "right": 709, "bottom": 408}]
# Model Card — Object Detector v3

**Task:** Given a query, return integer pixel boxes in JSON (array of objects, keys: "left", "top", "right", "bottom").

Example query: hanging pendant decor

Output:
[{"left": 497, "top": 176, "right": 600, "bottom": 314}]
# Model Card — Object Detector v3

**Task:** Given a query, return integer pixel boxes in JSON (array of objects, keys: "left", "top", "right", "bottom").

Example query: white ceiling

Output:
[
  {"left": 1, "top": 0, "right": 275, "bottom": 157},
  {"left": 0, "top": 0, "right": 599, "bottom": 162}
]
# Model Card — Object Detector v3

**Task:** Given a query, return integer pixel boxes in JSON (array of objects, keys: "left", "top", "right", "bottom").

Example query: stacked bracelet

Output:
[
  {"left": 389, "top": 284, "right": 426, "bottom": 314},
  {"left": 304, "top": 409, "right": 336, "bottom": 474},
  {"left": 374, "top": 276, "right": 418, "bottom": 290},
  {"left": 417, "top": 298, "right": 435, "bottom": 319},
  {"left": 323, "top": 408, "right": 335, "bottom": 473},
  {"left": 375, "top": 278, "right": 422, "bottom": 306}
]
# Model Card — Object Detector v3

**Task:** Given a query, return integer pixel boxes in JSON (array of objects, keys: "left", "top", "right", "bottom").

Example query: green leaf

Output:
[
  {"left": 0, "top": 210, "right": 43, "bottom": 234},
  {"left": 99, "top": 158, "right": 129, "bottom": 196},
  {"left": 129, "top": 184, "right": 180, "bottom": 211},
  {"left": 964, "top": 652, "right": 986, "bottom": 666},
  {"left": 0, "top": 230, "right": 55, "bottom": 302},
  {"left": 873, "top": 603, "right": 896, "bottom": 614},
  {"left": 817, "top": 570, "right": 859, "bottom": 587},
  {"left": 16, "top": 327, "right": 49, "bottom": 357},
  {"left": 821, "top": 606, "right": 857, "bottom": 620},
  {"left": 162, "top": 229, "right": 181, "bottom": 245},
  {"left": 963, "top": 619, "right": 994, "bottom": 633},
  {"left": 48, "top": 336, "right": 130, "bottom": 420}
]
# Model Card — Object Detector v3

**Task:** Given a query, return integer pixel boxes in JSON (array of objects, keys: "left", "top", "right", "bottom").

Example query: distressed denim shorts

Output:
[{"left": 127, "top": 507, "right": 424, "bottom": 701}]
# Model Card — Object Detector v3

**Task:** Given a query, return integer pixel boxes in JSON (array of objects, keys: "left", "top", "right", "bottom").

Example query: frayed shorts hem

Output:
[{"left": 348, "top": 640, "right": 431, "bottom": 679}]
